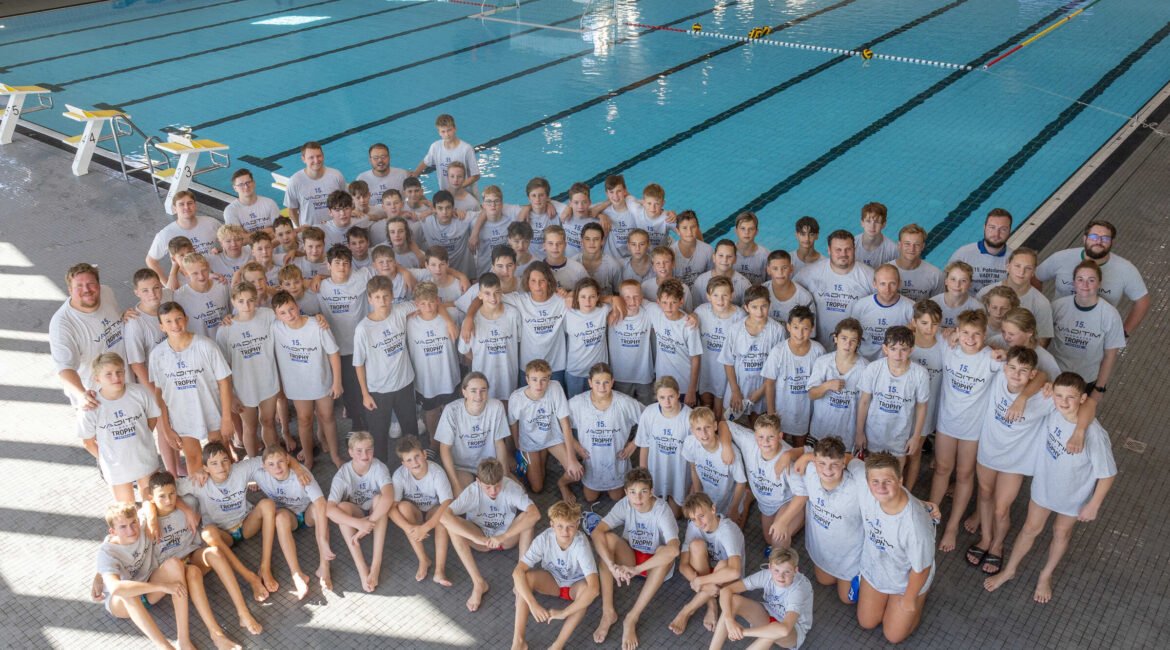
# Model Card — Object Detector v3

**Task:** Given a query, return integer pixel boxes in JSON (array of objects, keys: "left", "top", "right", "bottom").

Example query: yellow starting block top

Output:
[
  {"left": 155, "top": 138, "right": 228, "bottom": 154},
  {"left": 62, "top": 105, "right": 127, "bottom": 121},
  {"left": 1, "top": 83, "right": 51, "bottom": 94}
]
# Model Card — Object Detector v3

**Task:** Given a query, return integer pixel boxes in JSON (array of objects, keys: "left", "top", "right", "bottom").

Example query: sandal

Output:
[
  {"left": 981, "top": 553, "right": 1003, "bottom": 575},
  {"left": 966, "top": 544, "right": 988, "bottom": 567}
]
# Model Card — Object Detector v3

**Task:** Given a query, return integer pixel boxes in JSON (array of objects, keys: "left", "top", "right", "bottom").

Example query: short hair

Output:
[
  {"left": 277, "top": 265, "right": 304, "bottom": 283},
  {"left": 547, "top": 500, "right": 582, "bottom": 523},
  {"left": 743, "top": 285, "right": 769, "bottom": 306},
  {"left": 396, "top": 435, "right": 424, "bottom": 457},
  {"left": 327, "top": 243, "right": 353, "bottom": 263},
  {"left": 543, "top": 224, "right": 565, "bottom": 241},
  {"left": 656, "top": 278, "right": 686, "bottom": 301},
  {"left": 568, "top": 182, "right": 590, "bottom": 199},
  {"left": 231, "top": 168, "right": 254, "bottom": 183},
  {"left": 326, "top": 190, "right": 353, "bottom": 211},
  {"left": 826, "top": 229, "right": 854, "bottom": 247},
  {"left": 461, "top": 371, "right": 488, "bottom": 392},
  {"left": 270, "top": 289, "right": 297, "bottom": 310},
  {"left": 261, "top": 445, "right": 288, "bottom": 461},
  {"left": 171, "top": 189, "right": 196, "bottom": 206},
  {"left": 653, "top": 375, "right": 680, "bottom": 395},
  {"left": 524, "top": 358, "right": 552, "bottom": 376},
  {"left": 834, "top": 317, "right": 863, "bottom": 339},
  {"left": 734, "top": 212, "right": 758, "bottom": 229},
  {"left": 795, "top": 216, "right": 820, "bottom": 234},
  {"left": 230, "top": 280, "right": 258, "bottom": 299},
  {"left": 1053, "top": 371, "right": 1088, "bottom": 395},
  {"left": 217, "top": 223, "right": 247, "bottom": 242},
  {"left": 368, "top": 142, "right": 389, "bottom": 156},
  {"left": 642, "top": 183, "right": 665, "bottom": 202},
  {"left": 624, "top": 467, "right": 654, "bottom": 490},
  {"left": 478, "top": 272, "right": 501, "bottom": 291},
  {"left": 572, "top": 277, "right": 603, "bottom": 305},
  {"left": 425, "top": 245, "right": 449, "bottom": 263},
  {"left": 202, "top": 441, "right": 231, "bottom": 464},
  {"left": 146, "top": 470, "right": 176, "bottom": 496},
  {"left": 300, "top": 141, "right": 323, "bottom": 155},
  {"left": 864, "top": 451, "right": 902, "bottom": 480},
  {"left": 105, "top": 502, "right": 138, "bottom": 529},
  {"left": 167, "top": 236, "right": 193, "bottom": 255},
  {"left": 522, "top": 261, "right": 556, "bottom": 292},
  {"left": 435, "top": 113, "right": 455, "bottom": 128},
  {"left": 158, "top": 301, "right": 187, "bottom": 319},
  {"left": 682, "top": 492, "right": 715, "bottom": 517},
  {"left": 348, "top": 430, "right": 373, "bottom": 448},
  {"left": 650, "top": 245, "right": 675, "bottom": 262},
  {"left": 301, "top": 226, "right": 325, "bottom": 243},
  {"left": 898, "top": 223, "right": 926, "bottom": 240},
  {"left": 769, "top": 546, "right": 800, "bottom": 569},
  {"left": 588, "top": 362, "right": 613, "bottom": 380},
  {"left": 525, "top": 177, "right": 551, "bottom": 195},
  {"left": 91, "top": 352, "right": 125, "bottom": 374},
  {"left": 249, "top": 230, "right": 274, "bottom": 246},
  {"left": 956, "top": 309, "right": 988, "bottom": 331},
  {"left": 482, "top": 184, "right": 502, "bottom": 200},
  {"left": 788, "top": 305, "right": 815, "bottom": 326},
  {"left": 366, "top": 274, "right": 394, "bottom": 296},
  {"left": 676, "top": 209, "right": 699, "bottom": 227},
  {"left": 240, "top": 262, "right": 265, "bottom": 279},
  {"left": 604, "top": 174, "right": 626, "bottom": 191},
  {"left": 413, "top": 281, "right": 439, "bottom": 301},
  {"left": 371, "top": 244, "right": 395, "bottom": 261},
  {"left": 1074, "top": 259, "right": 1102, "bottom": 282},
  {"left": 346, "top": 226, "right": 370, "bottom": 243},
  {"left": 476, "top": 457, "right": 505, "bottom": 485},
  {"left": 861, "top": 202, "right": 887, "bottom": 222},
  {"left": 982, "top": 286, "right": 1020, "bottom": 310},
  {"left": 943, "top": 260, "right": 974, "bottom": 280},
  {"left": 1008, "top": 247, "right": 1037, "bottom": 264},
  {"left": 432, "top": 190, "right": 454, "bottom": 206},
  {"left": 402, "top": 176, "right": 422, "bottom": 190},
  {"left": 814, "top": 436, "right": 847, "bottom": 459},
  {"left": 619, "top": 279, "right": 643, "bottom": 293},
  {"left": 382, "top": 188, "right": 403, "bottom": 201},
  {"left": 1006, "top": 345, "right": 1038, "bottom": 370},
  {"left": 706, "top": 275, "right": 733, "bottom": 295},
  {"left": 1002, "top": 307, "right": 1037, "bottom": 339},
  {"left": 273, "top": 216, "right": 294, "bottom": 231},
  {"left": 445, "top": 160, "right": 466, "bottom": 175},
  {"left": 180, "top": 252, "right": 208, "bottom": 269},
  {"left": 689, "top": 406, "right": 716, "bottom": 426},
  {"left": 874, "top": 263, "right": 900, "bottom": 282},
  {"left": 580, "top": 221, "right": 604, "bottom": 238},
  {"left": 912, "top": 299, "right": 942, "bottom": 322},
  {"left": 754, "top": 413, "right": 782, "bottom": 434},
  {"left": 507, "top": 220, "right": 533, "bottom": 241},
  {"left": 131, "top": 268, "right": 159, "bottom": 287},
  {"left": 1083, "top": 220, "right": 1117, "bottom": 239},
  {"left": 491, "top": 245, "right": 516, "bottom": 264},
  {"left": 883, "top": 325, "right": 913, "bottom": 347},
  {"left": 766, "top": 249, "right": 792, "bottom": 265},
  {"left": 627, "top": 228, "right": 650, "bottom": 244},
  {"left": 986, "top": 207, "right": 1013, "bottom": 223},
  {"left": 713, "top": 238, "right": 737, "bottom": 255}
]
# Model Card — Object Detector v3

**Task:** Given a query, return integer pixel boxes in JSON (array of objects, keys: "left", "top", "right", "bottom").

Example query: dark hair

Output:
[
  {"left": 478, "top": 272, "right": 501, "bottom": 290},
  {"left": 883, "top": 325, "right": 914, "bottom": 348},
  {"left": 743, "top": 285, "right": 770, "bottom": 306},
  {"left": 507, "top": 221, "right": 534, "bottom": 240},
  {"left": 327, "top": 243, "right": 353, "bottom": 263},
  {"left": 326, "top": 189, "right": 353, "bottom": 210},
  {"left": 432, "top": 190, "right": 454, "bottom": 206},
  {"left": 795, "top": 216, "right": 820, "bottom": 234},
  {"left": 146, "top": 470, "right": 176, "bottom": 495},
  {"left": 788, "top": 305, "right": 815, "bottom": 326},
  {"left": 158, "top": 301, "right": 186, "bottom": 319},
  {"left": 826, "top": 229, "right": 854, "bottom": 247},
  {"left": 491, "top": 245, "right": 516, "bottom": 264},
  {"left": 202, "top": 441, "right": 231, "bottom": 464},
  {"left": 346, "top": 226, "right": 370, "bottom": 243},
  {"left": 814, "top": 436, "right": 846, "bottom": 459}
]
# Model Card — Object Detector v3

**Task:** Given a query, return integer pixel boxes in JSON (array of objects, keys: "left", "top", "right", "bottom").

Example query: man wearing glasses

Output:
[
  {"left": 358, "top": 143, "right": 410, "bottom": 217},
  {"left": 1035, "top": 220, "right": 1149, "bottom": 336},
  {"left": 225, "top": 168, "right": 280, "bottom": 235}
]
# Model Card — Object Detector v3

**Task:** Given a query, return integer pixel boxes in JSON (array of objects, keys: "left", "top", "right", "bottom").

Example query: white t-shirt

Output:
[
  {"left": 720, "top": 317, "right": 786, "bottom": 413},
  {"left": 284, "top": 167, "right": 347, "bottom": 226},
  {"left": 253, "top": 469, "right": 325, "bottom": 515},
  {"left": 449, "top": 478, "right": 533, "bottom": 537},
  {"left": 602, "top": 496, "right": 680, "bottom": 555},
  {"left": 1036, "top": 248, "right": 1147, "bottom": 306},
  {"left": 423, "top": 139, "right": 480, "bottom": 194},
  {"left": 458, "top": 306, "right": 522, "bottom": 400},
  {"left": 208, "top": 248, "right": 252, "bottom": 279},
  {"left": 434, "top": 398, "right": 510, "bottom": 473},
  {"left": 645, "top": 303, "right": 703, "bottom": 390},
  {"left": 520, "top": 529, "right": 598, "bottom": 588},
  {"left": 642, "top": 276, "right": 695, "bottom": 312},
  {"left": 559, "top": 216, "right": 598, "bottom": 260},
  {"left": 741, "top": 570, "right": 814, "bottom": 647},
  {"left": 633, "top": 403, "right": 693, "bottom": 501},
  {"left": 317, "top": 269, "right": 372, "bottom": 356},
  {"left": 152, "top": 507, "right": 202, "bottom": 562},
  {"left": 564, "top": 305, "right": 612, "bottom": 377},
  {"left": 620, "top": 257, "right": 655, "bottom": 285},
  {"left": 692, "top": 270, "right": 752, "bottom": 306},
  {"left": 508, "top": 382, "right": 571, "bottom": 452},
  {"left": 123, "top": 304, "right": 168, "bottom": 367},
  {"left": 568, "top": 391, "right": 643, "bottom": 491},
  {"left": 977, "top": 283, "right": 1054, "bottom": 340},
  {"left": 670, "top": 240, "right": 714, "bottom": 286},
  {"left": 78, "top": 384, "right": 160, "bottom": 485},
  {"left": 860, "top": 361, "right": 930, "bottom": 456},
  {"left": 96, "top": 532, "right": 158, "bottom": 605},
  {"left": 49, "top": 286, "right": 127, "bottom": 396},
  {"left": 730, "top": 422, "right": 793, "bottom": 515},
  {"left": 859, "top": 487, "right": 936, "bottom": 595},
  {"left": 174, "top": 281, "right": 231, "bottom": 339},
  {"left": 506, "top": 292, "right": 568, "bottom": 372},
  {"left": 683, "top": 516, "right": 744, "bottom": 572},
  {"left": 1049, "top": 297, "right": 1126, "bottom": 383},
  {"left": 808, "top": 354, "right": 869, "bottom": 450},
  {"left": 948, "top": 241, "right": 1012, "bottom": 293},
  {"left": 929, "top": 292, "right": 984, "bottom": 329},
  {"left": 225, "top": 196, "right": 280, "bottom": 233},
  {"left": 352, "top": 307, "right": 415, "bottom": 394},
  {"left": 527, "top": 203, "right": 566, "bottom": 260},
  {"left": 549, "top": 258, "right": 589, "bottom": 292},
  {"left": 147, "top": 216, "right": 222, "bottom": 261},
  {"left": 791, "top": 458, "right": 866, "bottom": 581},
  {"left": 392, "top": 461, "right": 454, "bottom": 512},
  {"left": 794, "top": 259, "right": 876, "bottom": 345},
  {"left": 937, "top": 347, "right": 1001, "bottom": 441},
  {"left": 734, "top": 244, "right": 771, "bottom": 285},
  {"left": 847, "top": 294, "right": 915, "bottom": 360},
  {"left": 293, "top": 256, "right": 329, "bottom": 280},
  {"left": 148, "top": 335, "right": 231, "bottom": 440},
  {"left": 894, "top": 259, "right": 944, "bottom": 302},
  {"left": 683, "top": 435, "right": 746, "bottom": 515},
  {"left": 761, "top": 341, "right": 826, "bottom": 435},
  {"left": 696, "top": 304, "right": 747, "bottom": 398},
  {"left": 574, "top": 253, "right": 623, "bottom": 295},
  {"left": 215, "top": 308, "right": 279, "bottom": 407},
  {"left": 357, "top": 168, "right": 409, "bottom": 207},
  {"left": 603, "top": 200, "right": 644, "bottom": 259},
  {"left": 421, "top": 215, "right": 474, "bottom": 278},
  {"left": 607, "top": 308, "right": 654, "bottom": 384},
  {"left": 910, "top": 335, "right": 946, "bottom": 436},
  {"left": 472, "top": 213, "right": 517, "bottom": 276},
  {"left": 406, "top": 314, "right": 460, "bottom": 398},
  {"left": 176, "top": 457, "right": 262, "bottom": 530},
  {"left": 1031, "top": 412, "right": 1116, "bottom": 517},
  {"left": 977, "top": 373, "right": 1053, "bottom": 475},
  {"left": 768, "top": 283, "right": 815, "bottom": 324},
  {"left": 328, "top": 459, "right": 392, "bottom": 511},
  {"left": 272, "top": 318, "right": 340, "bottom": 401},
  {"left": 854, "top": 234, "right": 899, "bottom": 269}
]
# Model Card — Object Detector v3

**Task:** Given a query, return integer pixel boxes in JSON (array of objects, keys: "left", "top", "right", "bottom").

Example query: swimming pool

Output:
[{"left": 4, "top": 0, "right": 1169, "bottom": 263}]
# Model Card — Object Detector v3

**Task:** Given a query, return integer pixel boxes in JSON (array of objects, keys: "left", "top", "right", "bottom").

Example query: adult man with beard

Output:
[
  {"left": 947, "top": 208, "right": 1014, "bottom": 293},
  {"left": 50, "top": 263, "right": 127, "bottom": 411},
  {"left": 1034, "top": 220, "right": 1149, "bottom": 336}
]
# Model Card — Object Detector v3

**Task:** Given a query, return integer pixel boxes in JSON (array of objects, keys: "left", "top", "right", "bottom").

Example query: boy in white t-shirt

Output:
[
  {"left": 683, "top": 407, "right": 747, "bottom": 521},
  {"left": 80, "top": 353, "right": 160, "bottom": 503},
  {"left": 512, "top": 501, "right": 600, "bottom": 650},
  {"left": 225, "top": 168, "right": 279, "bottom": 235},
  {"left": 647, "top": 279, "right": 703, "bottom": 406},
  {"left": 353, "top": 274, "right": 420, "bottom": 462},
  {"left": 791, "top": 216, "right": 823, "bottom": 272},
  {"left": 215, "top": 282, "right": 280, "bottom": 457},
  {"left": 608, "top": 280, "right": 657, "bottom": 404},
  {"left": 326, "top": 431, "right": 394, "bottom": 593},
  {"left": 712, "top": 546, "right": 814, "bottom": 650},
  {"left": 508, "top": 359, "right": 580, "bottom": 502},
  {"left": 765, "top": 250, "right": 814, "bottom": 324},
  {"left": 209, "top": 224, "right": 252, "bottom": 280},
  {"left": 407, "top": 281, "right": 462, "bottom": 441},
  {"left": 847, "top": 264, "right": 915, "bottom": 361},
  {"left": 669, "top": 492, "right": 746, "bottom": 636},
  {"left": 254, "top": 445, "right": 332, "bottom": 599},
  {"left": 854, "top": 202, "right": 899, "bottom": 268},
  {"left": 391, "top": 436, "right": 455, "bottom": 585},
  {"left": 174, "top": 253, "right": 230, "bottom": 339},
  {"left": 762, "top": 305, "right": 825, "bottom": 448},
  {"left": 855, "top": 326, "right": 929, "bottom": 460},
  {"left": 732, "top": 212, "right": 771, "bottom": 285},
  {"left": 422, "top": 190, "right": 475, "bottom": 278},
  {"left": 442, "top": 458, "right": 540, "bottom": 611},
  {"left": 670, "top": 210, "right": 714, "bottom": 286},
  {"left": 413, "top": 113, "right": 480, "bottom": 195}
]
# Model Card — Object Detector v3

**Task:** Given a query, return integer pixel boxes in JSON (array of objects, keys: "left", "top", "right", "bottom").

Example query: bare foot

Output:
[
  {"left": 316, "top": 565, "right": 333, "bottom": 592},
  {"left": 178, "top": 639, "right": 196, "bottom": 650},
  {"left": 467, "top": 581, "right": 489, "bottom": 612},
  {"left": 964, "top": 515, "right": 980, "bottom": 534},
  {"left": 415, "top": 556, "right": 432, "bottom": 582},
  {"left": 355, "top": 564, "right": 371, "bottom": 593},
  {"left": 983, "top": 570, "right": 1015, "bottom": 593},
  {"left": 210, "top": 629, "right": 241, "bottom": 650},
  {"left": 260, "top": 569, "right": 279, "bottom": 594},
  {"left": 702, "top": 604, "right": 719, "bottom": 632},
  {"left": 433, "top": 571, "right": 452, "bottom": 587},
  {"left": 592, "top": 609, "right": 618, "bottom": 644},
  {"left": 668, "top": 612, "right": 690, "bottom": 635},
  {"left": 559, "top": 485, "right": 577, "bottom": 506},
  {"left": 938, "top": 528, "right": 957, "bottom": 552},
  {"left": 91, "top": 573, "right": 105, "bottom": 602},
  {"left": 298, "top": 450, "right": 313, "bottom": 471},
  {"left": 283, "top": 436, "right": 298, "bottom": 453},
  {"left": 1033, "top": 575, "right": 1054, "bottom": 603},
  {"left": 510, "top": 641, "right": 528, "bottom": 650},
  {"left": 331, "top": 454, "right": 345, "bottom": 469},
  {"left": 365, "top": 564, "right": 381, "bottom": 592},
  {"left": 239, "top": 611, "right": 263, "bottom": 635},
  {"left": 293, "top": 572, "right": 311, "bottom": 600},
  {"left": 245, "top": 573, "right": 269, "bottom": 602},
  {"left": 621, "top": 617, "right": 640, "bottom": 650}
]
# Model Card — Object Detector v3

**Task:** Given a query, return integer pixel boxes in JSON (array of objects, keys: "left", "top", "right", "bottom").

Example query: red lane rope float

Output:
[{"left": 985, "top": 0, "right": 1106, "bottom": 68}]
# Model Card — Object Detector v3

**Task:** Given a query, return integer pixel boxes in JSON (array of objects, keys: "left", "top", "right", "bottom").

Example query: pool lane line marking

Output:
[
  {"left": 52, "top": 1, "right": 430, "bottom": 89},
  {"left": 924, "top": 19, "right": 1170, "bottom": 255},
  {"left": 0, "top": 0, "right": 342, "bottom": 72},
  {"left": 111, "top": 0, "right": 551, "bottom": 113},
  {"left": 702, "top": 0, "right": 1087, "bottom": 242},
  {"left": 985, "top": 0, "right": 1108, "bottom": 68},
  {"left": 246, "top": 0, "right": 757, "bottom": 166},
  {"left": 566, "top": 0, "right": 974, "bottom": 201},
  {"left": 0, "top": 0, "right": 250, "bottom": 49},
  {"left": 626, "top": 21, "right": 973, "bottom": 70}
]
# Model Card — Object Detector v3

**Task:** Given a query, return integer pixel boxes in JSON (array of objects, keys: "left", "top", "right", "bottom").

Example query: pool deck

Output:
[{"left": 1, "top": 119, "right": 1168, "bottom": 648}]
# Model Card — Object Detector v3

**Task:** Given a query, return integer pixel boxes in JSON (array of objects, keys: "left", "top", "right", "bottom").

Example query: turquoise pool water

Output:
[{"left": 4, "top": 0, "right": 1169, "bottom": 263}]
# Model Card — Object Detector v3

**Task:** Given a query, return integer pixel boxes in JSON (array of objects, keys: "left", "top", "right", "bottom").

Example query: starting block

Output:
[
  {"left": 153, "top": 135, "right": 230, "bottom": 214},
  {"left": 61, "top": 103, "right": 128, "bottom": 176},
  {"left": 0, "top": 82, "right": 53, "bottom": 144},
  {"left": 271, "top": 172, "right": 291, "bottom": 217}
]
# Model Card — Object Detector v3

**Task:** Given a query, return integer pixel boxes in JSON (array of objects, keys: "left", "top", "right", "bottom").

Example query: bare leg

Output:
[
  {"left": 989, "top": 472, "right": 1025, "bottom": 562},
  {"left": 546, "top": 445, "right": 578, "bottom": 504},
  {"left": 292, "top": 400, "right": 317, "bottom": 470},
  {"left": 240, "top": 406, "right": 261, "bottom": 458},
  {"left": 1034, "top": 514, "right": 1077, "bottom": 603},
  {"left": 395, "top": 502, "right": 432, "bottom": 581},
  {"left": 526, "top": 449, "right": 547, "bottom": 494},
  {"left": 158, "top": 424, "right": 182, "bottom": 477},
  {"left": 366, "top": 495, "right": 390, "bottom": 592},
  {"left": 550, "top": 582, "right": 592, "bottom": 649},
  {"left": 984, "top": 501, "right": 1052, "bottom": 592},
  {"left": 191, "top": 547, "right": 261, "bottom": 635},
  {"left": 940, "top": 439, "right": 979, "bottom": 552},
  {"left": 904, "top": 445, "right": 923, "bottom": 492},
  {"left": 928, "top": 432, "right": 958, "bottom": 515},
  {"left": 257, "top": 394, "right": 279, "bottom": 451},
  {"left": 183, "top": 563, "right": 240, "bottom": 650},
  {"left": 274, "top": 509, "right": 310, "bottom": 600},
  {"left": 332, "top": 502, "right": 371, "bottom": 591},
  {"left": 315, "top": 395, "right": 343, "bottom": 467},
  {"left": 592, "top": 533, "right": 631, "bottom": 644},
  {"left": 975, "top": 464, "right": 998, "bottom": 553},
  {"left": 622, "top": 562, "right": 671, "bottom": 650},
  {"left": 444, "top": 514, "right": 490, "bottom": 611},
  {"left": 880, "top": 589, "right": 928, "bottom": 643},
  {"left": 669, "top": 540, "right": 713, "bottom": 635},
  {"left": 856, "top": 577, "right": 887, "bottom": 630}
]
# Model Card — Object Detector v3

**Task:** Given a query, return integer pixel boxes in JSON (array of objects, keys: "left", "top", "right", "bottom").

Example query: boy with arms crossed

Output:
[
  {"left": 326, "top": 431, "right": 394, "bottom": 592},
  {"left": 669, "top": 492, "right": 746, "bottom": 636},
  {"left": 391, "top": 436, "right": 454, "bottom": 585},
  {"left": 711, "top": 547, "right": 814, "bottom": 650}
]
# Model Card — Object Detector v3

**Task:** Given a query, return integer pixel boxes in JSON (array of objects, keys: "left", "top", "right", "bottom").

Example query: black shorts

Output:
[{"left": 417, "top": 390, "right": 457, "bottom": 411}]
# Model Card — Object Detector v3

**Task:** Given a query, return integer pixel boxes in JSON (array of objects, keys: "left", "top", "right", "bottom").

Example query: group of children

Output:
[{"left": 76, "top": 114, "right": 1129, "bottom": 648}]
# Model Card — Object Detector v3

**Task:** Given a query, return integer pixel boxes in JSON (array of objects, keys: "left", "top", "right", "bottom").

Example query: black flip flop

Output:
[
  {"left": 981, "top": 553, "right": 1003, "bottom": 575},
  {"left": 966, "top": 544, "right": 988, "bottom": 567}
]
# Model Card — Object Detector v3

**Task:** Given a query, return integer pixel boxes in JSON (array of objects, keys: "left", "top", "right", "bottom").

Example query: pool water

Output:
[{"left": 4, "top": 0, "right": 1169, "bottom": 263}]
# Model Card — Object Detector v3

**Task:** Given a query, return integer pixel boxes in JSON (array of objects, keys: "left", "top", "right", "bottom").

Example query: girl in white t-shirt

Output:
[
  {"left": 633, "top": 376, "right": 693, "bottom": 516},
  {"left": 434, "top": 372, "right": 510, "bottom": 494},
  {"left": 929, "top": 261, "right": 983, "bottom": 329},
  {"left": 80, "top": 353, "right": 161, "bottom": 502}
]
